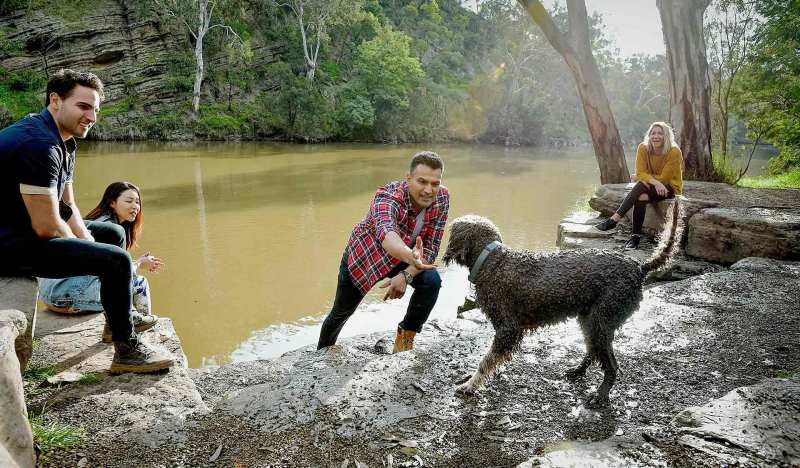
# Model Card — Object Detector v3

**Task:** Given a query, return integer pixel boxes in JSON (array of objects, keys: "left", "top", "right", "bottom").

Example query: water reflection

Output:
[{"left": 74, "top": 142, "right": 772, "bottom": 367}]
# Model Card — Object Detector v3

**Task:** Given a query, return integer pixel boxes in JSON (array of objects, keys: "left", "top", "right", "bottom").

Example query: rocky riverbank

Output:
[
  {"left": 25, "top": 257, "right": 800, "bottom": 467},
  {"left": 18, "top": 182, "right": 800, "bottom": 467}
]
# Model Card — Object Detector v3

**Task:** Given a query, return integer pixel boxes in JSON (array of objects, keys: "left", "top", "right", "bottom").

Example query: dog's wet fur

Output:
[{"left": 443, "top": 200, "right": 683, "bottom": 407}]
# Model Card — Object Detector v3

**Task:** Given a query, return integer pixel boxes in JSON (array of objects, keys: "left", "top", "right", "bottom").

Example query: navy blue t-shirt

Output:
[{"left": 0, "top": 109, "right": 76, "bottom": 248}]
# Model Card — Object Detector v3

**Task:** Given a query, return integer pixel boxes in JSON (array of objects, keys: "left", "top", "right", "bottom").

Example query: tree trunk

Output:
[
  {"left": 517, "top": 0, "right": 629, "bottom": 184},
  {"left": 658, "top": 0, "right": 715, "bottom": 180},
  {"left": 192, "top": 30, "right": 204, "bottom": 116}
]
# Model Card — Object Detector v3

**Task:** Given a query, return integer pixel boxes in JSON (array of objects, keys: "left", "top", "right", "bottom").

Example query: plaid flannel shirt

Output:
[{"left": 346, "top": 180, "right": 450, "bottom": 294}]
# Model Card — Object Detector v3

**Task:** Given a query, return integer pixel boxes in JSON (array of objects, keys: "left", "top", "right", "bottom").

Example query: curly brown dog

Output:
[{"left": 442, "top": 200, "right": 682, "bottom": 407}]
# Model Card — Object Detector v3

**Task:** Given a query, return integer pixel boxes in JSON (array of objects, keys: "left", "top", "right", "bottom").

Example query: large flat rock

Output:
[
  {"left": 28, "top": 311, "right": 208, "bottom": 451},
  {"left": 557, "top": 211, "right": 724, "bottom": 281},
  {"left": 686, "top": 207, "right": 800, "bottom": 264},
  {"left": 673, "top": 378, "right": 800, "bottom": 466},
  {"left": 589, "top": 182, "right": 800, "bottom": 217}
]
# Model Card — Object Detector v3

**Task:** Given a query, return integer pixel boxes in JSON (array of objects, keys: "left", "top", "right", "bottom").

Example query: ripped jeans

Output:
[{"left": 38, "top": 273, "right": 151, "bottom": 316}]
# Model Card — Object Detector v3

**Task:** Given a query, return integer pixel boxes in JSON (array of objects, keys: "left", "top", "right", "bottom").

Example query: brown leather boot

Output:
[
  {"left": 110, "top": 336, "right": 174, "bottom": 374},
  {"left": 392, "top": 327, "right": 417, "bottom": 353}
]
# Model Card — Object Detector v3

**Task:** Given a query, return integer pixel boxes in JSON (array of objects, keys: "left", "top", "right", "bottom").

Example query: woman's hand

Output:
[
  {"left": 136, "top": 252, "right": 164, "bottom": 273},
  {"left": 652, "top": 180, "right": 668, "bottom": 197}
]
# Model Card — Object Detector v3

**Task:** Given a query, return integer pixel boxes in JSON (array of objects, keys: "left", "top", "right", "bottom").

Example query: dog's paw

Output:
[
  {"left": 585, "top": 393, "right": 610, "bottom": 409},
  {"left": 455, "top": 383, "right": 476, "bottom": 397}
]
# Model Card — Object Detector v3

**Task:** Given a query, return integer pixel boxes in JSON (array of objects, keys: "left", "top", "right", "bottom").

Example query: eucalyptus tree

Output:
[
  {"left": 516, "top": 0, "right": 629, "bottom": 184},
  {"left": 705, "top": 0, "right": 758, "bottom": 159},
  {"left": 657, "top": 0, "right": 715, "bottom": 180},
  {"left": 276, "top": 0, "right": 360, "bottom": 82},
  {"left": 154, "top": 0, "right": 241, "bottom": 116}
]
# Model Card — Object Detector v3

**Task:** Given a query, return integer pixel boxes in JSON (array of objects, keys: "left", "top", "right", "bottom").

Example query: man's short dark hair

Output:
[
  {"left": 410, "top": 151, "right": 443, "bottom": 174},
  {"left": 45, "top": 69, "right": 105, "bottom": 106}
]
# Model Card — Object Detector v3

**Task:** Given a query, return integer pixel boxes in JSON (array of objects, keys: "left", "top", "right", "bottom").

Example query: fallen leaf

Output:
[{"left": 209, "top": 444, "right": 223, "bottom": 462}]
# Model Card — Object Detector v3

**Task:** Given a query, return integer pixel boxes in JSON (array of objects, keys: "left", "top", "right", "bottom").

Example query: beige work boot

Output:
[
  {"left": 110, "top": 337, "right": 174, "bottom": 374},
  {"left": 102, "top": 312, "right": 159, "bottom": 343},
  {"left": 392, "top": 327, "right": 417, "bottom": 353}
]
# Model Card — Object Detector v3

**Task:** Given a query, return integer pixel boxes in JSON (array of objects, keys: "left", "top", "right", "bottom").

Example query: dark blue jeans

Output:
[
  {"left": 0, "top": 221, "right": 134, "bottom": 342},
  {"left": 317, "top": 252, "right": 442, "bottom": 349}
]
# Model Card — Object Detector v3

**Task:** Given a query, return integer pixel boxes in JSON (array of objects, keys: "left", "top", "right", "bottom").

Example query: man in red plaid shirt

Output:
[{"left": 317, "top": 151, "right": 450, "bottom": 353}]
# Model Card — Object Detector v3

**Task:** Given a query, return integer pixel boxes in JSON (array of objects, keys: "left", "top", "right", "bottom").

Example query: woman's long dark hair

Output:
[{"left": 84, "top": 181, "right": 143, "bottom": 250}]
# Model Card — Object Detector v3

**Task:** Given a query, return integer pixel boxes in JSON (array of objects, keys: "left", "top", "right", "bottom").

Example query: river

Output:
[{"left": 72, "top": 142, "right": 772, "bottom": 366}]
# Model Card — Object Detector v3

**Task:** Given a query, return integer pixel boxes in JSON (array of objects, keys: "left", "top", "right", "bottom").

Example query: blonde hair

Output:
[{"left": 643, "top": 122, "right": 677, "bottom": 155}]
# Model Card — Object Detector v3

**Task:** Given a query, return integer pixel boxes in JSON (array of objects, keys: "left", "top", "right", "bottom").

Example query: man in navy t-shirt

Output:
[{"left": 0, "top": 69, "right": 173, "bottom": 374}]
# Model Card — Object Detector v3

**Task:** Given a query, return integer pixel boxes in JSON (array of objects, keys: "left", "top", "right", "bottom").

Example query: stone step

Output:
[
  {"left": 33, "top": 309, "right": 188, "bottom": 374},
  {"left": 27, "top": 309, "right": 209, "bottom": 450}
]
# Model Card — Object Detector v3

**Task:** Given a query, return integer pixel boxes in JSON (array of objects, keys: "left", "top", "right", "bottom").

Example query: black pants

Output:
[
  {"left": 317, "top": 252, "right": 442, "bottom": 349},
  {"left": 615, "top": 181, "right": 675, "bottom": 235},
  {"left": 1, "top": 221, "right": 134, "bottom": 342}
]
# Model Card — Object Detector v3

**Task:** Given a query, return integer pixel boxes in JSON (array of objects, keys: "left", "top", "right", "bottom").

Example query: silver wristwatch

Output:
[{"left": 401, "top": 270, "right": 414, "bottom": 284}]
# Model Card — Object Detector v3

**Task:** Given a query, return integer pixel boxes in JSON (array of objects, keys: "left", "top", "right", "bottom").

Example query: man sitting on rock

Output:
[
  {"left": 0, "top": 69, "right": 174, "bottom": 374},
  {"left": 317, "top": 151, "right": 450, "bottom": 353}
]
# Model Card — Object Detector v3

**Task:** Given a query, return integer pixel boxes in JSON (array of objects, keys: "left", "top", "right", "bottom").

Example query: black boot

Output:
[
  {"left": 624, "top": 234, "right": 642, "bottom": 250},
  {"left": 595, "top": 218, "right": 618, "bottom": 231}
]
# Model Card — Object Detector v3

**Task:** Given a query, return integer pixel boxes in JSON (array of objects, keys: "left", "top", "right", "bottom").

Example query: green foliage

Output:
[
  {"left": 738, "top": 167, "right": 800, "bottom": 189},
  {"left": 733, "top": 0, "right": 800, "bottom": 176},
  {"left": 0, "top": 0, "right": 699, "bottom": 146},
  {"left": 30, "top": 416, "right": 85, "bottom": 459},
  {"left": 354, "top": 26, "right": 424, "bottom": 109},
  {"left": 163, "top": 52, "right": 194, "bottom": 95},
  {"left": 712, "top": 152, "right": 744, "bottom": 184},
  {"left": 23, "top": 366, "right": 56, "bottom": 382},
  {"left": 195, "top": 106, "right": 248, "bottom": 139},
  {"left": 0, "top": 68, "right": 45, "bottom": 126},
  {"left": 777, "top": 369, "right": 800, "bottom": 379},
  {"left": 0, "top": 28, "right": 22, "bottom": 54},
  {"left": 0, "top": 0, "right": 28, "bottom": 14},
  {"left": 77, "top": 373, "right": 103, "bottom": 385}
]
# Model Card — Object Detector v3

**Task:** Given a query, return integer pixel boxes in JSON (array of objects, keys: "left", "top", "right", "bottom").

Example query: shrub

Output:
[{"left": 8, "top": 69, "right": 46, "bottom": 92}]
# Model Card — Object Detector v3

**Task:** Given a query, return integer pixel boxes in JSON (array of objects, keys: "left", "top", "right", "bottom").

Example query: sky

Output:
[{"left": 463, "top": 0, "right": 667, "bottom": 58}]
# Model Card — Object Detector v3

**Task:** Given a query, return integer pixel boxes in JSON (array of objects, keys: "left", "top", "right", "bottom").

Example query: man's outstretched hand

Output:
[{"left": 411, "top": 236, "right": 436, "bottom": 271}]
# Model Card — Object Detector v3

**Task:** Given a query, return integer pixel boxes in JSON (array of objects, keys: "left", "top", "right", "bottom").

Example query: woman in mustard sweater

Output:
[{"left": 595, "top": 122, "right": 683, "bottom": 249}]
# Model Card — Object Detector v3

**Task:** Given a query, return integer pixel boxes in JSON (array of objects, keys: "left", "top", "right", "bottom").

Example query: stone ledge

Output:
[
  {"left": 0, "top": 309, "right": 34, "bottom": 468},
  {"left": 686, "top": 207, "right": 800, "bottom": 264},
  {"left": 0, "top": 277, "right": 38, "bottom": 372}
]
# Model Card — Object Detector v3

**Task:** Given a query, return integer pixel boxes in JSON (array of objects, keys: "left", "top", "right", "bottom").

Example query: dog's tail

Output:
[{"left": 641, "top": 196, "right": 684, "bottom": 276}]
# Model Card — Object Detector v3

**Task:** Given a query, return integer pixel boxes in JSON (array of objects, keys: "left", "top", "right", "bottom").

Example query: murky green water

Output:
[{"left": 72, "top": 142, "right": 771, "bottom": 367}]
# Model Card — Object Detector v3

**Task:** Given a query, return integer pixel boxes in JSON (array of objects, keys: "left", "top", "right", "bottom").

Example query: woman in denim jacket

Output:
[{"left": 39, "top": 182, "right": 164, "bottom": 341}]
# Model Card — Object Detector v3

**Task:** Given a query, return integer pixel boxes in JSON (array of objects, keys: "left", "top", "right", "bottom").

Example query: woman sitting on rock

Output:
[
  {"left": 595, "top": 122, "right": 683, "bottom": 249},
  {"left": 39, "top": 181, "right": 165, "bottom": 341}
]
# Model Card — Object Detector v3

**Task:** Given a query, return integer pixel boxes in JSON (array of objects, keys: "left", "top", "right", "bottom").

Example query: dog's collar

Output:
[{"left": 468, "top": 241, "right": 501, "bottom": 283}]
